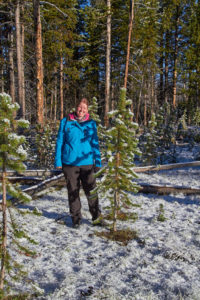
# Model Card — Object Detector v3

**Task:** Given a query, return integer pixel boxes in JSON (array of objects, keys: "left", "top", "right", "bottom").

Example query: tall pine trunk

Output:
[
  {"left": 124, "top": 0, "right": 134, "bottom": 89},
  {"left": 172, "top": 6, "right": 180, "bottom": 108},
  {"left": 50, "top": 92, "right": 53, "bottom": 120},
  {"left": 54, "top": 67, "right": 57, "bottom": 122},
  {"left": 144, "top": 93, "right": 147, "bottom": 126},
  {"left": 0, "top": 30, "right": 4, "bottom": 93},
  {"left": 15, "top": 0, "right": 24, "bottom": 117},
  {"left": 8, "top": 30, "right": 15, "bottom": 103},
  {"left": 0, "top": 164, "right": 7, "bottom": 290},
  {"left": 21, "top": 3, "right": 25, "bottom": 117},
  {"left": 136, "top": 76, "right": 143, "bottom": 123},
  {"left": 164, "top": 30, "right": 169, "bottom": 103},
  {"left": 33, "top": 0, "right": 44, "bottom": 126},
  {"left": 151, "top": 74, "right": 155, "bottom": 115},
  {"left": 60, "top": 56, "right": 64, "bottom": 120},
  {"left": 105, "top": 0, "right": 111, "bottom": 128},
  {"left": 159, "top": 34, "right": 164, "bottom": 104}
]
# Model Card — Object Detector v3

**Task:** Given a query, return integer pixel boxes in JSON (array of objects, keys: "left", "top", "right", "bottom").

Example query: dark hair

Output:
[{"left": 76, "top": 98, "right": 89, "bottom": 108}]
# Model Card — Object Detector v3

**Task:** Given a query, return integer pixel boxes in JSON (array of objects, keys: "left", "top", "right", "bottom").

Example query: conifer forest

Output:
[
  {"left": 0, "top": 1, "right": 200, "bottom": 299},
  {"left": 0, "top": 0, "right": 200, "bottom": 126}
]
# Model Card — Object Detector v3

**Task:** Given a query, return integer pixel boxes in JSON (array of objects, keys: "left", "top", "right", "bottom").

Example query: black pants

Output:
[{"left": 62, "top": 164, "right": 101, "bottom": 225}]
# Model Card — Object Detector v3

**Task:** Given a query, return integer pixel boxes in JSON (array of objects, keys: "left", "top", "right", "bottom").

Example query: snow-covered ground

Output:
[
  {"left": 6, "top": 167, "right": 199, "bottom": 299},
  {"left": 1, "top": 143, "right": 200, "bottom": 300}
]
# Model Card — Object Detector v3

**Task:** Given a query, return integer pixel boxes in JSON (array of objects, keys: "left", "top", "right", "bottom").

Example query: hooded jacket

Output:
[{"left": 54, "top": 115, "right": 101, "bottom": 168}]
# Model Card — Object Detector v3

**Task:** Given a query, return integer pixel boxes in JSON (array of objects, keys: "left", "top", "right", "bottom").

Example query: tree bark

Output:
[
  {"left": 54, "top": 67, "right": 57, "bottom": 122},
  {"left": 143, "top": 92, "right": 147, "bottom": 126},
  {"left": 0, "top": 165, "right": 7, "bottom": 290},
  {"left": 164, "top": 30, "right": 169, "bottom": 103},
  {"left": 136, "top": 76, "right": 143, "bottom": 123},
  {"left": 15, "top": 0, "right": 24, "bottom": 117},
  {"left": 172, "top": 6, "right": 180, "bottom": 108},
  {"left": 60, "top": 56, "right": 64, "bottom": 120},
  {"left": 33, "top": 0, "right": 44, "bottom": 126},
  {"left": 151, "top": 74, "right": 155, "bottom": 114},
  {"left": 8, "top": 30, "right": 15, "bottom": 103},
  {"left": 124, "top": 0, "right": 134, "bottom": 89},
  {"left": 21, "top": 3, "right": 26, "bottom": 117},
  {"left": 0, "top": 29, "right": 4, "bottom": 93},
  {"left": 50, "top": 91, "right": 53, "bottom": 120},
  {"left": 159, "top": 33, "right": 164, "bottom": 104},
  {"left": 104, "top": 0, "right": 111, "bottom": 128}
]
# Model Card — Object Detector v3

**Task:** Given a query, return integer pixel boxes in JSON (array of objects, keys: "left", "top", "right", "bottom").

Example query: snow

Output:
[
  {"left": 1, "top": 118, "right": 10, "bottom": 125},
  {"left": 16, "top": 145, "right": 28, "bottom": 157},
  {"left": 8, "top": 133, "right": 24, "bottom": 142},
  {"left": 17, "top": 119, "right": 30, "bottom": 127},
  {"left": 1, "top": 147, "right": 200, "bottom": 299}
]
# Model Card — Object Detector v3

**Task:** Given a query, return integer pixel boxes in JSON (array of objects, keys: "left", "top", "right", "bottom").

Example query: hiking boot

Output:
[
  {"left": 92, "top": 215, "right": 106, "bottom": 226},
  {"left": 73, "top": 223, "right": 80, "bottom": 229},
  {"left": 72, "top": 220, "right": 81, "bottom": 229}
]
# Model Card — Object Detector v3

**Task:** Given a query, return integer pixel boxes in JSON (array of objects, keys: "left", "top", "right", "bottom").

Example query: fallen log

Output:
[
  {"left": 18, "top": 176, "right": 200, "bottom": 198},
  {"left": 3, "top": 161, "right": 200, "bottom": 177},
  {"left": 5, "top": 176, "right": 44, "bottom": 184},
  {"left": 133, "top": 161, "right": 200, "bottom": 173},
  {"left": 22, "top": 173, "right": 65, "bottom": 198},
  {"left": 139, "top": 183, "right": 200, "bottom": 195},
  {"left": 3, "top": 169, "right": 62, "bottom": 177}
]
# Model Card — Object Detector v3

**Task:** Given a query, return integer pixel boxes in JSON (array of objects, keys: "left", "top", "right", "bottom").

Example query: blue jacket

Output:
[{"left": 54, "top": 117, "right": 101, "bottom": 168}]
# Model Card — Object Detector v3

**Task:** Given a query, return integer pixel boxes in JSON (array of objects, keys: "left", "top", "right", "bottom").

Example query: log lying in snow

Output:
[
  {"left": 22, "top": 173, "right": 65, "bottom": 198},
  {"left": 6, "top": 176, "right": 44, "bottom": 184},
  {"left": 133, "top": 161, "right": 200, "bottom": 173},
  {"left": 2, "top": 161, "right": 200, "bottom": 199},
  {"left": 19, "top": 174, "right": 200, "bottom": 198},
  {"left": 139, "top": 183, "right": 200, "bottom": 195},
  {"left": 4, "top": 169, "right": 62, "bottom": 177},
  {"left": 4, "top": 160, "right": 200, "bottom": 177}
]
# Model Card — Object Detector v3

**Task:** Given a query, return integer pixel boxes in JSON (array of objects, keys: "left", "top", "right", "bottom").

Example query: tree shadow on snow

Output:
[
  {"left": 143, "top": 193, "right": 200, "bottom": 206},
  {"left": 18, "top": 202, "right": 91, "bottom": 228}
]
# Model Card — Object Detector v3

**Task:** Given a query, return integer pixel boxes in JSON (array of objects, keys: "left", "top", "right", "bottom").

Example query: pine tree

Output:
[
  {"left": 192, "top": 107, "right": 200, "bottom": 126},
  {"left": 140, "top": 112, "right": 159, "bottom": 165},
  {"left": 0, "top": 93, "right": 36, "bottom": 294},
  {"left": 88, "top": 96, "right": 101, "bottom": 125},
  {"left": 95, "top": 88, "right": 141, "bottom": 232},
  {"left": 155, "top": 103, "right": 177, "bottom": 163},
  {"left": 35, "top": 123, "right": 57, "bottom": 169},
  {"left": 177, "top": 109, "right": 187, "bottom": 140}
]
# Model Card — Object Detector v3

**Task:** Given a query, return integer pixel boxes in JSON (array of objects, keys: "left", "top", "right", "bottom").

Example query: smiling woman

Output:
[
  {"left": 54, "top": 98, "right": 102, "bottom": 229},
  {"left": 76, "top": 98, "right": 89, "bottom": 119}
]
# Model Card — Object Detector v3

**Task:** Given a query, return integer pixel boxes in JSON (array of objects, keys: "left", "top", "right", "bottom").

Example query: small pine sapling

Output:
[
  {"left": 140, "top": 112, "right": 159, "bottom": 165},
  {"left": 157, "top": 203, "right": 166, "bottom": 222},
  {"left": 35, "top": 123, "right": 56, "bottom": 168},
  {"left": 192, "top": 107, "right": 200, "bottom": 126},
  {"left": 95, "top": 88, "right": 141, "bottom": 233},
  {"left": 155, "top": 104, "right": 177, "bottom": 164},
  {"left": 177, "top": 110, "right": 188, "bottom": 140},
  {"left": 0, "top": 93, "right": 36, "bottom": 295}
]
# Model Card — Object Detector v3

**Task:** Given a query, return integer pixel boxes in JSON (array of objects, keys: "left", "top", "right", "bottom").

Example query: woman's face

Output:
[{"left": 76, "top": 102, "right": 88, "bottom": 118}]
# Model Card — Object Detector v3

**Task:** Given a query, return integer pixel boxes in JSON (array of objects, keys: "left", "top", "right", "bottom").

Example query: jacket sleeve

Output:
[
  {"left": 54, "top": 118, "right": 66, "bottom": 168},
  {"left": 91, "top": 121, "right": 102, "bottom": 167}
]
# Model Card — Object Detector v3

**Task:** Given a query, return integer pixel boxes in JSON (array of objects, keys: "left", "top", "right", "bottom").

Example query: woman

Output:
[{"left": 55, "top": 98, "right": 102, "bottom": 229}]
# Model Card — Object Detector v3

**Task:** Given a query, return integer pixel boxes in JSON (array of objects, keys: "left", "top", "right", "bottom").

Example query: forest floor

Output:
[{"left": 2, "top": 142, "right": 200, "bottom": 300}]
